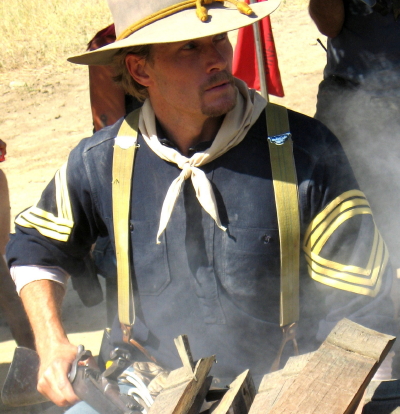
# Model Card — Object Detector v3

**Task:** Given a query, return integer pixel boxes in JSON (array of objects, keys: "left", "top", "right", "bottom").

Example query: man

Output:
[
  {"left": 309, "top": 0, "right": 400, "bottom": 278},
  {"left": 7, "top": 0, "right": 395, "bottom": 409}
]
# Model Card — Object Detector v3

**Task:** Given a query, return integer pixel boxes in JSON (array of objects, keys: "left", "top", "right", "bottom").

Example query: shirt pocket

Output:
[
  {"left": 131, "top": 219, "right": 171, "bottom": 295},
  {"left": 221, "top": 226, "right": 280, "bottom": 320}
]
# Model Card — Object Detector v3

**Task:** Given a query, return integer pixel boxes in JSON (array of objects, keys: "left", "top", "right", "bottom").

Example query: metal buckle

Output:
[
  {"left": 268, "top": 133, "right": 292, "bottom": 145},
  {"left": 270, "top": 322, "right": 299, "bottom": 372}
]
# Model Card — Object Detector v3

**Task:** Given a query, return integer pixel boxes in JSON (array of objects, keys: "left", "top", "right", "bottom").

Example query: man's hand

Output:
[
  {"left": 20, "top": 279, "right": 80, "bottom": 407},
  {"left": 309, "top": 0, "right": 345, "bottom": 38},
  {"left": 37, "top": 341, "right": 80, "bottom": 406}
]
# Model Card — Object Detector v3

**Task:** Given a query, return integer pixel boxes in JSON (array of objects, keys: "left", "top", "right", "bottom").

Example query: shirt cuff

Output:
[{"left": 10, "top": 265, "right": 70, "bottom": 295}]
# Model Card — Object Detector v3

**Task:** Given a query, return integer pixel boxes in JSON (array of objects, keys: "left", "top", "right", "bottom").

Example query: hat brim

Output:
[{"left": 68, "top": 0, "right": 281, "bottom": 65}]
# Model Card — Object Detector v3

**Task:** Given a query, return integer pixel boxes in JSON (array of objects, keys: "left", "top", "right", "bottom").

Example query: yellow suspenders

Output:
[
  {"left": 112, "top": 109, "right": 140, "bottom": 341},
  {"left": 266, "top": 103, "right": 300, "bottom": 371},
  {"left": 266, "top": 103, "right": 300, "bottom": 328},
  {"left": 112, "top": 104, "right": 300, "bottom": 367}
]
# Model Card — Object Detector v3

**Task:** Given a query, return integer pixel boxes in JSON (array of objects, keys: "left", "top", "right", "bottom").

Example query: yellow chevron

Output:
[
  {"left": 305, "top": 232, "right": 386, "bottom": 287},
  {"left": 303, "top": 190, "right": 388, "bottom": 296},
  {"left": 304, "top": 190, "right": 369, "bottom": 248},
  {"left": 15, "top": 214, "right": 70, "bottom": 242},
  {"left": 307, "top": 265, "right": 384, "bottom": 296},
  {"left": 15, "top": 163, "right": 74, "bottom": 242}
]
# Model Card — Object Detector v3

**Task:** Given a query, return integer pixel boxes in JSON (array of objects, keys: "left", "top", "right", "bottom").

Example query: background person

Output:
[
  {"left": 0, "top": 139, "right": 34, "bottom": 349},
  {"left": 309, "top": 0, "right": 400, "bottom": 276}
]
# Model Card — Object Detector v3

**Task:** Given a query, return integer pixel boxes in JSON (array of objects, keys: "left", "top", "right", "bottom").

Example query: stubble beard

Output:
[{"left": 200, "top": 71, "right": 237, "bottom": 118}]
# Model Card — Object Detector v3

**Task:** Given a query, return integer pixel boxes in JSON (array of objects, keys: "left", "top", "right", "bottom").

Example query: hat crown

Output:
[{"left": 108, "top": 0, "right": 189, "bottom": 38}]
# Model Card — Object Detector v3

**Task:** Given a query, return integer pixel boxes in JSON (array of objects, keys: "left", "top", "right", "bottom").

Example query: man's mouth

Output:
[
  {"left": 202, "top": 72, "right": 235, "bottom": 94},
  {"left": 206, "top": 80, "right": 230, "bottom": 91}
]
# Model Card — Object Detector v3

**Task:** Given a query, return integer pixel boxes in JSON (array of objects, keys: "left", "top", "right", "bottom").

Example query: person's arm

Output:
[
  {"left": 309, "top": 0, "right": 345, "bottom": 38},
  {"left": 0, "top": 169, "right": 10, "bottom": 255},
  {"left": 20, "top": 279, "right": 80, "bottom": 406}
]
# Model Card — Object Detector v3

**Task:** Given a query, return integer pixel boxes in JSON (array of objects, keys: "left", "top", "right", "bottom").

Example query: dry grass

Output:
[
  {"left": 0, "top": 0, "right": 112, "bottom": 71},
  {"left": 0, "top": 0, "right": 309, "bottom": 72}
]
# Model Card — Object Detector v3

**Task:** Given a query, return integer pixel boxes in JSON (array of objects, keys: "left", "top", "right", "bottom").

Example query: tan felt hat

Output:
[{"left": 68, "top": 0, "right": 281, "bottom": 65}]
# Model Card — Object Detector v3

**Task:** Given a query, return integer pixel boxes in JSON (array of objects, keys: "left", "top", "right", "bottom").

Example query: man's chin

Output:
[{"left": 201, "top": 95, "right": 237, "bottom": 118}]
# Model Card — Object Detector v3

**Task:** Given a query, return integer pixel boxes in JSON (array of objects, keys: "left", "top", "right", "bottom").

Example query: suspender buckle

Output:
[{"left": 270, "top": 321, "right": 299, "bottom": 372}]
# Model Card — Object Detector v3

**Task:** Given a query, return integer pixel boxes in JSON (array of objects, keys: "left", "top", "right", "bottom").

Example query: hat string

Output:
[
  {"left": 117, "top": 0, "right": 254, "bottom": 40},
  {"left": 196, "top": 0, "right": 252, "bottom": 21}
]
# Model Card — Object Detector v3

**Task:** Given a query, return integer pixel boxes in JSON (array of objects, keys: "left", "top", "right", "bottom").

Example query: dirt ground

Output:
[{"left": 0, "top": 5, "right": 326, "bottom": 413}]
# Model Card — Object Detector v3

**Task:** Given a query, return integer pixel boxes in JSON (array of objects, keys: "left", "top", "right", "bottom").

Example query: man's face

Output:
[{"left": 139, "top": 33, "right": 236, "bottom": 119}]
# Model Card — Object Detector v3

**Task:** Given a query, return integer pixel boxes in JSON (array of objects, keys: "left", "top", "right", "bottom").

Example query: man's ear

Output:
[{"left": 125, "top": 54, "right": 152, "bottom": 87}]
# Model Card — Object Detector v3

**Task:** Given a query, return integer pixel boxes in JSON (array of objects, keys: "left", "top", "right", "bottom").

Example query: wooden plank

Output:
[
  {"left": 212, "top": 370, "right": 256, "bottom": 414},
  {"left": 248, "top": 353, "right": 313, "bottom": 414},
  {"left": 148, "top": 356, "right": 215, "bottom": 414},
  {"left": 174, "top": 335, "right": 195, "bottom": 377},
  {"left": 187, "top": 376, "right": 213, "bottom": 414},
  {"left": 264, "top": 319, "right": 395, "bottom": 414}
]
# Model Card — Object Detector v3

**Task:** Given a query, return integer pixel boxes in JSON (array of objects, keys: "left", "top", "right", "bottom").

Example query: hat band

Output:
[{"left": 116, "top": 0, "right": 253, "bottom": 41}]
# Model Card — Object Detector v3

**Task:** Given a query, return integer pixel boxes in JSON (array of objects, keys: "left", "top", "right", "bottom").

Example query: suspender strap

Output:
[
  {"left": 112, "top": 109, "right": 140, "bottom": 337},
  {"left": 266, "top": 103, "right": 300, "bottom": 327}
]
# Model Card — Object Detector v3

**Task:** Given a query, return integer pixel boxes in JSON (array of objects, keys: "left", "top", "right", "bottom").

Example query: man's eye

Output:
[
  {"left": 214, "top": 33, "right": 227, "bottom": 41},
  {"left": 182, "top": 42, "right": 196, "bottom": 50}
]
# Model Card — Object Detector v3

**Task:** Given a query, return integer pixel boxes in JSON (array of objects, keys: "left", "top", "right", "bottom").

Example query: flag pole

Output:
[{"left": 249, "top": 0, "right": 269, "bottom": 102}]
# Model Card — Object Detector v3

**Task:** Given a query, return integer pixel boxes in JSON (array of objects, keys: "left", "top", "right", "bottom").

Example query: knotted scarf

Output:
[{"left": 139, "top": 78, "right": 266, "bottom": 243}]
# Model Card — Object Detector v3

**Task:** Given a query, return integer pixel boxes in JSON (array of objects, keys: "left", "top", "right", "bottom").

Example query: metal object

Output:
[
  {"left": 1, "top": 347, "right": 47, "bottom": 406},
  {"left": 249, "top": 0, "right": 269, "bottom": 101},
  {"left": 268, "top": 132, "right": 292, "bottom": 145},
  {"left": 270, "top": 322, "right": 299, "bottom": 372},
  {"left": 1, "top": 345, "right": 142, "bottom": 414}
]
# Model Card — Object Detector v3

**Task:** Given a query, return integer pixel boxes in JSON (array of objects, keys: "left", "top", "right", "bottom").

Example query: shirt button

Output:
[{"left": 262, "top": 234, "right": 272, "bottom": 244}]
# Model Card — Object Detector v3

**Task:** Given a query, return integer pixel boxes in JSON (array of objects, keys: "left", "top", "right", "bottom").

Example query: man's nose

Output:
[{"left": 205, "top": 45, "right": 228, "bottom": 73}]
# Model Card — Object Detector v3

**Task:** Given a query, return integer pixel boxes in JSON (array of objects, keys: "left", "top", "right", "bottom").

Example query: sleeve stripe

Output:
[
  {"left": 15, "top": 216, "right": 70, "bottom": 242},
  {"left": 306, "top": 241, "right": 387, "bottom": 297},
  {"left": 15, "top": 163, "right": 74, "bottom": 242},
  {"left": 304, "top": 230, "right": 387, "bottom": 288},
  {"left": 305, "top": 193, "right": 370, "bottom": 251},
  {"left": 305, "top": 229, "right": 379, "bottom": 277},
  {"left": 311, "top": 206, "right": 372, "bottom": 254},
  {"left": 306, "top": 264, "right": 384, "bottom": 296},
  {"left": 56, "top": 163, "right": 73, "bottom": 222},
  {"left": 15, "top": 209, "right": 73, "bottom": 234},
  {"left": 303, "top": 190, "right": 389, "bottom": 297}
]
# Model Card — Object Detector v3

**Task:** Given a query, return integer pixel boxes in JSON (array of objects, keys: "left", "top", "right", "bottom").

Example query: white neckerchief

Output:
[{"left": 139, "top": 78, "right": 267, "bottom": 243}]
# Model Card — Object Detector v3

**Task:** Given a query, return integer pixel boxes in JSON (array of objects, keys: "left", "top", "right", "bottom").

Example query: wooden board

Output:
[
  {"left": 148, "top": 356, "right": 215, "bottom": 414},
  {"left": 248, "top": 353, "right": 313, "bottom": 414},
  {"left": 212, "top": 370, "right": 256, "bottom": 414},
  {"left": 255, "top": 319, "right": 395, "bottom": 414}
]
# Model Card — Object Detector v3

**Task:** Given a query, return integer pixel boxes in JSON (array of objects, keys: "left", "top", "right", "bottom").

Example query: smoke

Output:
[{"left": 316, "top": 67, "right": 400, "bottom": 269}]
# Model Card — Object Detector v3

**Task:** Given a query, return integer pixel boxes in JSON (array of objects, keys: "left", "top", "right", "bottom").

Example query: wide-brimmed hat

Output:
[{"left": 68, "top": 0, "right": 281, "bottom": 66}]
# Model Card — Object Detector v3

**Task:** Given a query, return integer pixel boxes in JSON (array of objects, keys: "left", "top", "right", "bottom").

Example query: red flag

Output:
[{"left": 232, "top": 2, "right": 284, "bottom": 97}]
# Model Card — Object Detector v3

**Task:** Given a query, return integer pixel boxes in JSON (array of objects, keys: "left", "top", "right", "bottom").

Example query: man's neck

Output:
[{"left": 150, "top": 102, "right": 224, "bottom": 156}]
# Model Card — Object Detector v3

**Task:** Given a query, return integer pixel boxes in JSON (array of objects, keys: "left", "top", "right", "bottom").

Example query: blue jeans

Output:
[{"left": 65, "top": 385, "right": 132, "bottom": 414}]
